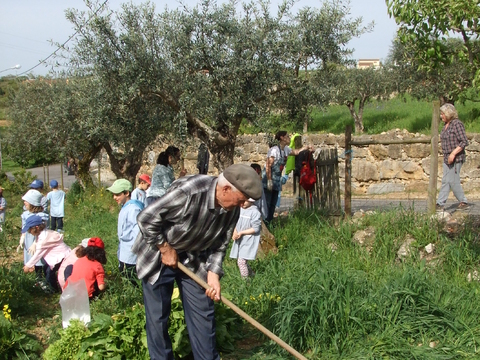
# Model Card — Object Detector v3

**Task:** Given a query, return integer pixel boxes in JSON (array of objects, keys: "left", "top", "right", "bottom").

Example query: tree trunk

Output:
[
  {"left": 208, "top": 139, "right": 236, "bottom": 172},
  {"left": 103, "top": 142, "right": 143, "bottom": 184},
  {"left": 76, "top": 144, "right": 102, "bottom": 188},
  {"left": 356, "top": 96, "right": 366, "bottom": 133},
  {"left": 347, "top": 101, "right": 363, "bottom": 133}
]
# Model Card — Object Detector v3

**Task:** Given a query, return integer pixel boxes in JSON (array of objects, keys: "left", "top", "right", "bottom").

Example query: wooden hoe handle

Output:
[{"left": 177, "top": 262, "right": 308, "bottom": 360}]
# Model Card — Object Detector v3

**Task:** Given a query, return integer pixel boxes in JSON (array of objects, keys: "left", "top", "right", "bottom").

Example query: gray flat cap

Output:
[{"left": 223, "top": 164, "right": 263, "bottom": 200}]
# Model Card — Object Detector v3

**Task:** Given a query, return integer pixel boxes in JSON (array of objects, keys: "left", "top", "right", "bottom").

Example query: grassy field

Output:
[
  {"left": 309, "top": 96, "right": 480, "bottom": 134},
  {"left": 239, "top": 95, "right": 480, "bottom": 136},
  {"left": 1, "top": 185, "right": 480, "bottom": 359}
]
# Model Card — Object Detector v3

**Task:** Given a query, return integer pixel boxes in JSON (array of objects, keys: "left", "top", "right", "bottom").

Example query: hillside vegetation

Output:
[
  {"left": 1, "top": 184, "right": 480, "bottom": 359},
  {"left": 2, "top": 76, "right": 480, "bottom": 136},
  {"left": 240, "top": 95, "right": 480, "bottom": 135}
]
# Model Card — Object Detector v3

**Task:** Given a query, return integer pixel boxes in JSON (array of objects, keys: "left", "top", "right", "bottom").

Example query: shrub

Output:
[
  {"left": 0, "top": 313, "right": 42, "bottom": 360},
  {"left": 44, "top": 297, "right": 240, "bottom": 359},
  {"left": 2, "top": 169, "right": 36, "bottom": 195},
  {"left": 0, "top": 264, "right": 38, "bottom": 316},
  {"left": 42, "top": 320, "right": 89, "bottom": 360},
  {"left": 65, "top": 180, "right": 84, "bottom": 205}
]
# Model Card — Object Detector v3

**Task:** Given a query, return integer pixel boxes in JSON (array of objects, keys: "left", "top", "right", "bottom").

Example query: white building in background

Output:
[{"left": 357, "top": 59, "right": 381, "bottom": 69}]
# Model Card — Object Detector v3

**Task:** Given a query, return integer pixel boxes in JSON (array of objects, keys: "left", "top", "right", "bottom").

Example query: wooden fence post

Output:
[
  {"left": 345, "top": 125, "right": 352, "bottom": 217},
  {"left": 60, "top": 163, "right": 64, "bottom": 190},
  {"left": 427, "top": 101, "right": 440, "bottom": 214}
]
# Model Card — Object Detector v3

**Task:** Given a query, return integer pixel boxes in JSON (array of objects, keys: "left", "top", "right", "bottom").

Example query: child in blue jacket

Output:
[{"left": 107, "top": 179, "right": 144, "bottom": 283}]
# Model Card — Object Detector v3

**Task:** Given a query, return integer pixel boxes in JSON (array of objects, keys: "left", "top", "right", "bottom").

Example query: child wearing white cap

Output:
[
  {"left": 28, "top": 179, "right": 48, "bottom": 213},
  {"left": 18, "top": 190, "right": 50, "bottom": 280},
  {"left": 229, "top": 198, "right": 262, "bottom": 278}
]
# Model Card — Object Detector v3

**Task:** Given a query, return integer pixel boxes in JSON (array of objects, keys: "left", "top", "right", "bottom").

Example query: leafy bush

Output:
[
  {"left": 77, "top": 306, "right": 149, "bottom": 360},
  {"left": 44, "top": 296, "right": 240, "bottom": 359},
  {"left": 65, "top": 180, "right": 84, "bottom": 205},
  {"left": 0, "top": 314, "right": 42, "bottom": 360},
  {"left": 42, "top": 320, "right": 89, "bottom": 360},
  {"left": 0, "top": 264, "right": 38, "bottom": 316},
  {"left": 2, "top": 169, "right": 36, "bottom": 195},
  {"left": 0, "top": 170, "right": 8, "bottom": 184}
]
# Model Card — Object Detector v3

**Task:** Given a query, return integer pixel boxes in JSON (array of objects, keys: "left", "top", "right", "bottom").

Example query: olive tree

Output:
[
  {"left": 385, "top": 37, "right": 478, "bottom": 105},
  {"left": 62, "top": 0, "right": 370, "bottom": 171},
  {"left": 386, "top": 0, "right": 480, "bottom": 91},
  {"left": 320, "top": 65, "right": 391, "bottom": 133},
  {"left": 7, "top": 78, "right": 104, "bottom": 186}
]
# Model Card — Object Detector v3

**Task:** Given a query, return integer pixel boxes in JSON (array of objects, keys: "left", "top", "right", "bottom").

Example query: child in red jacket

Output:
[{"left": 64, "top": 237, "right": 107, "bottom": 298}]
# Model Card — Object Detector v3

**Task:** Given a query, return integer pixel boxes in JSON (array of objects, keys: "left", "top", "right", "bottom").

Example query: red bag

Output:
[{"left": 299, "top": 152, "right": 316, "bottom": 191}]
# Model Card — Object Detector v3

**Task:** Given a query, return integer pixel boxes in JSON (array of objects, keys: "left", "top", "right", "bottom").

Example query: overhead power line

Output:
[
  {"left": 18, "top": 0, "right": 109, "bottom": 76},
  {"left": 0, "top": 30, "right": 51, "bottom": 45},
  {"left": 0, "top": 42, "right": 49, "bottom": 56}
]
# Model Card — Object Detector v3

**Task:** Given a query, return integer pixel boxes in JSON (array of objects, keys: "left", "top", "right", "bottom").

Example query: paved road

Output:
[
  {"left": 10, "top": 164, "right": 480, "bottom": 216},
  {"left": 7, "top": 163, "right": 77, "bottom": 189},
  {"left": 278, "top": 197, "right": 480, "bottom": 216}
]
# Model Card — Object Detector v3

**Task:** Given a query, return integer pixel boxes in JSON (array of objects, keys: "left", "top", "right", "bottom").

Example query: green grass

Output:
[
  {"left": 1, "top": 187, "right": 480, "bottom": 359},
  {"left": 239, "top": 95, "right": 480, "bottom": 135},
  {"left": 309, "top": 95, "right": 480, "bottom": 134},
  {"left": 0, "top": 159, "right": 27, "bottom": 173},
  {"left": 222, "top": 209, "right": 480, "bottom": 358}
]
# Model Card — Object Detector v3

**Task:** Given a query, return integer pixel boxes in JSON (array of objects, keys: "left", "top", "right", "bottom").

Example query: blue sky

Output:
[{"left": 0, "top": 0, "right": 398, "bottom": 76}]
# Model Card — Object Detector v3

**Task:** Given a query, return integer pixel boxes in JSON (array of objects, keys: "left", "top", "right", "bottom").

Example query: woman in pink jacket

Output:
[{"left": 23, "top": 215, "right": 71, "bottom": 293}]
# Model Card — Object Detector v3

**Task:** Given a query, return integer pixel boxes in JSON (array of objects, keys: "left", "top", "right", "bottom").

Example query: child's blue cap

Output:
[
  {"left": 49, "top": 179, "right": 58, "bottom": 188},
  {"left": 21, "top": 215, "right": 44, "bottom": 233},
  {"left": 29, "top": 180, "right": 44, "bottom": 189}
]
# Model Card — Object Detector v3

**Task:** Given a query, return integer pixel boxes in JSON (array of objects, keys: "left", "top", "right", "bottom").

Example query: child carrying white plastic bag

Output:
[{"left": 229, "top": 198, "right": 262, "bottom": 278}]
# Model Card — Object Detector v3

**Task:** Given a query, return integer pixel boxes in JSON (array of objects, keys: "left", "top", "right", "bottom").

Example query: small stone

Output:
[
  {"left": 467, "top": 270, "right": 479, "bottom": 282},
  {"left": 424, "top": 243, "right": 435, "bottom": 254},
  {"left": 397, "top": 234, "right": 416, "bottom": 259},
  {"left": 328, "top": 243, "right": 337, "bottom": 252}
]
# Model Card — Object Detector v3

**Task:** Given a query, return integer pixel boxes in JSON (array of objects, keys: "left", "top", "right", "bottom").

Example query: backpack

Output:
[{"left": 299, "top": 152, "right": 316, "bottom": 191}]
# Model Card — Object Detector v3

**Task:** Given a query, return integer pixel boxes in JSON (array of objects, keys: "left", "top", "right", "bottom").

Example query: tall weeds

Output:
[{"left": 222, "top": 208, "right": 480, "bottom": 359}]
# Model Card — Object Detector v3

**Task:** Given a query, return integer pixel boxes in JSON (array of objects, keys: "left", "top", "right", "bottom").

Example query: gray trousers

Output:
[{"left": 437, "top": 162, "right": 468, "bottom": 206}]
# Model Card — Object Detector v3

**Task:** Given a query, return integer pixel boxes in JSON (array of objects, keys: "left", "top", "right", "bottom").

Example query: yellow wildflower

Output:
[{"left": 3, "top": 304, "right": 11, "bottom": 321}]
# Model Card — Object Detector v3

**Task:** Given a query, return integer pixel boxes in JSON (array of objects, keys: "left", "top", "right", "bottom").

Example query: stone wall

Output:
[{"left": 110, "top": 129, "right": 480, "bottom": 197}]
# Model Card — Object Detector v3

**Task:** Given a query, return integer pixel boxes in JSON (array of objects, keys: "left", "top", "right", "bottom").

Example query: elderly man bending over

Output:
[{"left": 132, "top": 164, "right": 262, "bottom": 360}]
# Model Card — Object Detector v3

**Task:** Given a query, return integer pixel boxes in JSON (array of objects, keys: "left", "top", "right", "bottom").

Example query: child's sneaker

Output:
[{"left": 40, "top": 281, "right": 54, "bottom": 294}]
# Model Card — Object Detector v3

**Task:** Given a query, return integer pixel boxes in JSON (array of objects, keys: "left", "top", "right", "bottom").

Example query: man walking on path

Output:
[{"left": 132, "top": 164, "right": 262, "bottom": 360}]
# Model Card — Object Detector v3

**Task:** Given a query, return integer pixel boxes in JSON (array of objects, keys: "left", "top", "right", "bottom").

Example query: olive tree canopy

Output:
[
  {"left": 7, "top": 0, "right": 370, "bottom": 181},
  {"left": 62, "top": 0, "right": 370, "bottom": 172},
  {"left": 387, "top": 0, "right": 480, "bottom": 93}
]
